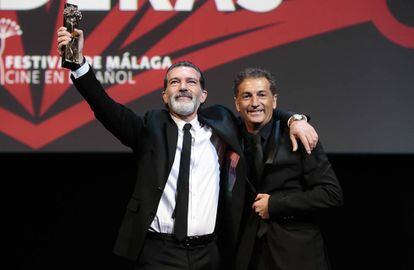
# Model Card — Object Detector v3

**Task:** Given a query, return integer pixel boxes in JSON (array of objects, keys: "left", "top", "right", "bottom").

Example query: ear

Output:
[
  {"left": 234, "top": 97, "right": 241, "bottom": 112},
  {"left": 273, "top": 94, "right": 277, "bottom": 109},
  {"left": 200, "top": 89, "right": 208, "bottom": 103},
  {"left": 162, "top": 90, "right": 168, "bottom": 104}
]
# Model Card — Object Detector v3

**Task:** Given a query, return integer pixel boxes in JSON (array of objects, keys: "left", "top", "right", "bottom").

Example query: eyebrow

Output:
[
  {"left": 168, "top": 76, "right": 199, "bottom": 82},
  {"left": 240, "top": 89, "right": 268, "bottom": 94}
]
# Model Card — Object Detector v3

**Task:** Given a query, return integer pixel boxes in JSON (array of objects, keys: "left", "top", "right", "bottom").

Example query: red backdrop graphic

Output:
[{"left": 0, "top": 0, "right": 413, "bottom": 152}]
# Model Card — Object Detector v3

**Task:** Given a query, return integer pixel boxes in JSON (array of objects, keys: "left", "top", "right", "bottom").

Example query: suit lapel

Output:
[
  {"left": 165, "top": 116, "right": 178, "bottom": 177},
  {"left": 265, "top": 119, "right": 281, "bottom": 164}
]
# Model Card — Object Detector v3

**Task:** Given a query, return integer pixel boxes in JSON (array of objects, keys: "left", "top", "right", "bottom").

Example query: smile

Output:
[
  {"left": 247, "top": 110, "right": 264, "bottom": 115},
  {"left": 176, "top": 95, "right": 192, "bottom": 100}
]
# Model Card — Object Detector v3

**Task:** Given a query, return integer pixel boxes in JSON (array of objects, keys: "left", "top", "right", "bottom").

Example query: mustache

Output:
[{"left": 174, "top": 91, "right": 193, "bottom": 99}]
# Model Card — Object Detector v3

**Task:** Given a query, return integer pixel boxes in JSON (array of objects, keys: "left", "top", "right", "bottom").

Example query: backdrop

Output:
[{"left": 0, "top": 0, "right": 413, "bottom": 152}]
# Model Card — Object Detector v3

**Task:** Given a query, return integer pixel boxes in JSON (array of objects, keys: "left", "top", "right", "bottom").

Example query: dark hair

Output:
[
  {"left": 163, "top": 61, "right": 206, "bottom": 90},
  {"left": 233, "top": 67, "right": 277, "bottom": 96}
]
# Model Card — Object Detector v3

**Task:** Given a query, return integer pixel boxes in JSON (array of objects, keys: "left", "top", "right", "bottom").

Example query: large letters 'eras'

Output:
[{"left": 0, "top": 0, "right": 282, "bottom": 12}]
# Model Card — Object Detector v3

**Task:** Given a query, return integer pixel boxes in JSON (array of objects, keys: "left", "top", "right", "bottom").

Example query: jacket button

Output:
[{"left": 157, "top": 186, "right": 163, "bottom": 192}]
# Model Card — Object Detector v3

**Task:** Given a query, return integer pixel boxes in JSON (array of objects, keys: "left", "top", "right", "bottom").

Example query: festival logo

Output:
[{"left": 0, "top": 18, "right": 23, "bottom": 86}]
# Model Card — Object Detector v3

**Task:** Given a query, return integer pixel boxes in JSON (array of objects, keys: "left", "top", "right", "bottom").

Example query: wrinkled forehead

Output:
[
  {"left": 166, "top": 66, "right": 201, "bottom": 81},
  {"left": 238, "top": 77, "right": 272, "bottom": 92}
]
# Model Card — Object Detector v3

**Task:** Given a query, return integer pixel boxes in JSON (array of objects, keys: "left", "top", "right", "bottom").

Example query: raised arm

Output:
[{"left": 57, "top": 27, "right": 143, "bottom": 151}]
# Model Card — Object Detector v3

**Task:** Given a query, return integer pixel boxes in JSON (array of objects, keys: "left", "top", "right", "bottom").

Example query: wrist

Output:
[
  {"left": 70, "top": 55, "right": 86, "bottom": 71},
  {"left": 287, "top": 114, "right": 308, "bottom": 127}
]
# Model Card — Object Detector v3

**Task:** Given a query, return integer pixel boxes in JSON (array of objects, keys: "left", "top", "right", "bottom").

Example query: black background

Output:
[{"left": 5, "top": 153, "right": 413, "bottom": 269}]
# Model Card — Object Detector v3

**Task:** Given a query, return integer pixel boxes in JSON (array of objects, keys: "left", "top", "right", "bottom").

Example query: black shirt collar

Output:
[{"left": 242, "top": 119, "right": 274, "bottom": 148}]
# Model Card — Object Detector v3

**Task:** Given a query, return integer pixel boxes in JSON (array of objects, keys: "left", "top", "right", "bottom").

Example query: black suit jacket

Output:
[
  {"left": 236, "top": 115, "right": 343, "bottom": 270},
  {"left": 72, "top": 67, "right": 252, "bottom": 263}
]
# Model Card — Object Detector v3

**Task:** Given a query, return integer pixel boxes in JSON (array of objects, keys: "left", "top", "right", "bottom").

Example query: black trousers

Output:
[
  {"left": 135, "top": 235, "right": 220, "bottom": 270},
  {"left": 248, "top": 235, "right": 277, "bottom": 270}
]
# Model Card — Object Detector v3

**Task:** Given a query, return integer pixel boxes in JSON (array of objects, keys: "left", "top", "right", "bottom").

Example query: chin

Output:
[{"left": 247, "top": 117, "right": 264, "bottom": 124}]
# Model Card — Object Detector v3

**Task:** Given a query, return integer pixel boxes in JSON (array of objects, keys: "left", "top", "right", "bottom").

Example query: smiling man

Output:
[
  {"left": 57, "top": 27, "right": 319, "bottom": 270},
  {"left": 233, "top": 67, "right": 343, "bottom": 270},
  {"left": 162, "top": 65, "right": 207, "bottom": 121},
  {"left": 235, "top": 74, "right": 277, "bottom": 134}
]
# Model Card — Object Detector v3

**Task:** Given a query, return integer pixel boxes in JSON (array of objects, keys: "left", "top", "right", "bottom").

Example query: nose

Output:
[
  {"left": 251, "top": 95, "right": 259, "bottom": 107},
  {"left": 179, "top": 81, "right": 188, "bottom": 91}
]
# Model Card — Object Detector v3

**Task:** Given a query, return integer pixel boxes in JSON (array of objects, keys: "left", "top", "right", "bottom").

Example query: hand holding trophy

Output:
[{"left": 60, "top": 3, "right": 83, "bottom": 70}]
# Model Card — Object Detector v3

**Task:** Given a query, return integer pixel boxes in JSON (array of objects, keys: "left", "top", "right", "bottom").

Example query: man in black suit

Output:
[
  {"left": 233, "top": 67, "right": 343, "bottom": 270},
  {"left": 57, "top": 28, "right": 318, "bottom": 270}
]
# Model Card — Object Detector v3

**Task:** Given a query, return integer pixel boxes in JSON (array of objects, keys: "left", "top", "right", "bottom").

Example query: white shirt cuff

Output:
[{"left": 71, "top": 60, "right": 90, "bottom": 79}]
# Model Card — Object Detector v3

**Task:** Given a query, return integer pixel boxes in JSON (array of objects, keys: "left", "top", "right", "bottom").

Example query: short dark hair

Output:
[
  {"left": 163, "top": 61, "right": 206, "bottom": 90},
  {"left": 233, "top": 67, "right": 277, "bottom": 97}
]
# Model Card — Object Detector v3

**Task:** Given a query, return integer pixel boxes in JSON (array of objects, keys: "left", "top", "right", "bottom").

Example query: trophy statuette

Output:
[{"left": 62, "top": 3, "right": 82, "bottom": 70}]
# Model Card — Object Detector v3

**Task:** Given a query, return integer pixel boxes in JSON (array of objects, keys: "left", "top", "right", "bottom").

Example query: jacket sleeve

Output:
[
  {"left": 274, "top": 109, "right": 311, "bottom": 127},
  {"left": 273, "top": 109, "right": 293, "bottom": 126},
  {"left": 268, "top": 142, "right": 343, "bottom": 218},
  {"left": 71, "top": 66, "right": 144, "bottom": 152}
]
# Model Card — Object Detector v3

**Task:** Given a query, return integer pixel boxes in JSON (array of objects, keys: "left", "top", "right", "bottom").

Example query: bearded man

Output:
[{"left": 57, "top": 27, "right": 318, "bottom": 270}]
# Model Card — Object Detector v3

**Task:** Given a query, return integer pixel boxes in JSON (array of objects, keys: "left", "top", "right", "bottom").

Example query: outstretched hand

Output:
[{"left": 289, "top": 120, "right": 318, "bottom": 154}]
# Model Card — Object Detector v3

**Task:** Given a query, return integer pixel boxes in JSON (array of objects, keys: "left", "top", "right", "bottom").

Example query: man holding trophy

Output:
[{"left": 57, "top": 4, "right": 318, "bottom": 270}]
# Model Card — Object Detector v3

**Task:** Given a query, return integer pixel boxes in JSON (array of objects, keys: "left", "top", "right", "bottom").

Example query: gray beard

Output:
[{"left": 169, "top": 94, "right": 201, "bottom": 116}]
